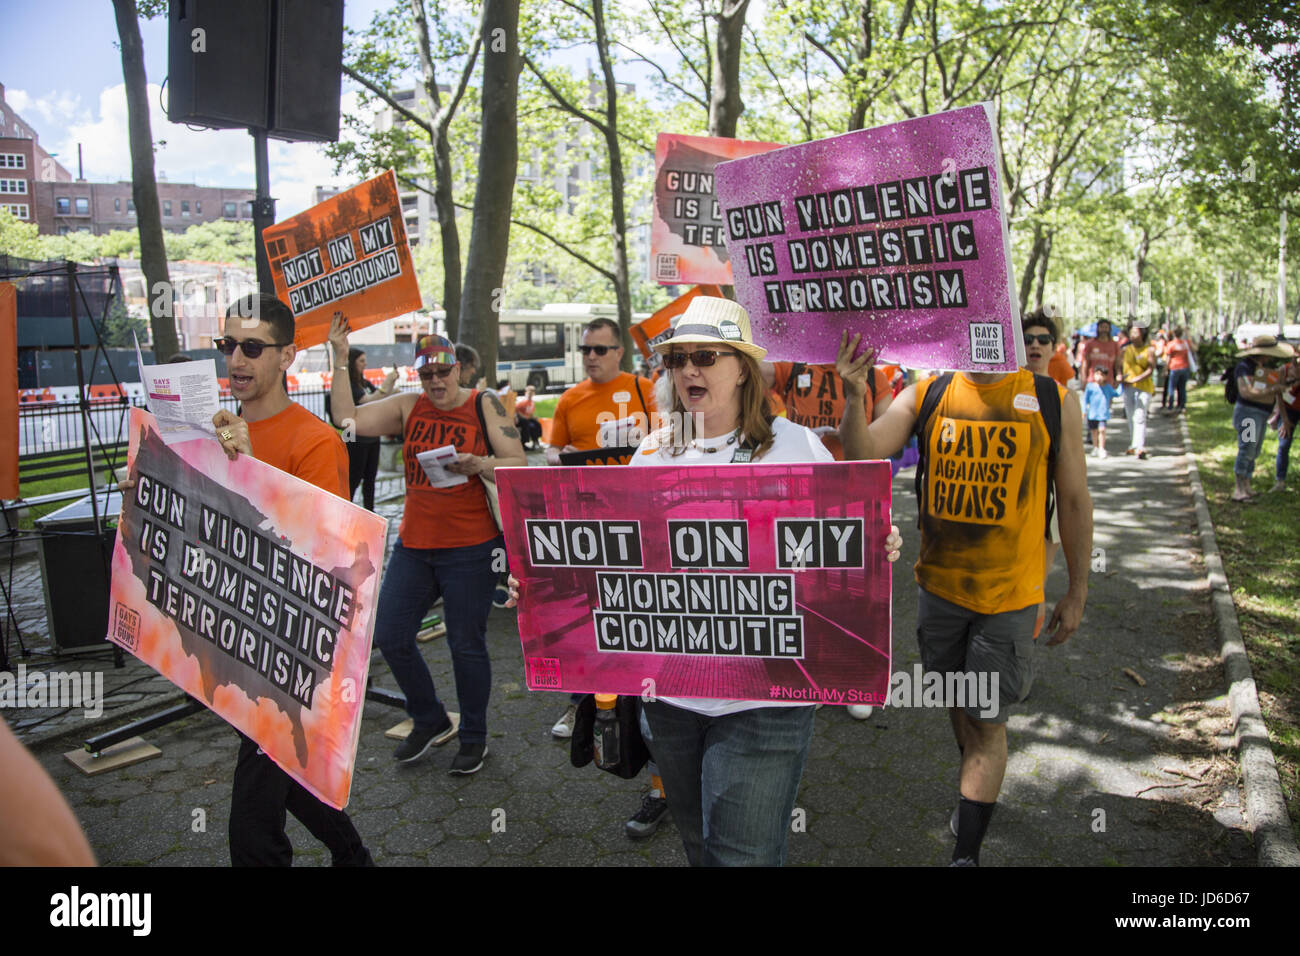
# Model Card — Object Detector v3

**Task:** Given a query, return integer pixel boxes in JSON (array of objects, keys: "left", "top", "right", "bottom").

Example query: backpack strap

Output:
[
  {"left": 473, "top": 389, "right": 493, "bottom": 455},
  {"left": 912, "top": 372, "right": 954, "bottom": 529},
  {"left": 1033, "top": 374, "right": 1062, "bottom": 540},
  {"left": 632, "top": 376, "right": 649, "bottom": 418}
]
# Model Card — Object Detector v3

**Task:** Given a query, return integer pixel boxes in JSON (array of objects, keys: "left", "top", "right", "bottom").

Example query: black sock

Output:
[{"left": 953, "top": 795, "right": 995, "bottom": 865}]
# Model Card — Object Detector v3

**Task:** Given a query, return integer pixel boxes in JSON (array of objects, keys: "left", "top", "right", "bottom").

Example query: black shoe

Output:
[
  {"left": 448, "top": 742, "right": 488, "bottom": 775},
  {"left": 625, "top": 792, "right": 669, "bottom": 839},
  {"left": 393, "top": 717, "right": 457, "bottom": 763}
]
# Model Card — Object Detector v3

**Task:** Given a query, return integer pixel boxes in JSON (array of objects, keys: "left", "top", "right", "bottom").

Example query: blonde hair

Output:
[{"left": 653, "top": 350, "right": 775, "bottom": 458}]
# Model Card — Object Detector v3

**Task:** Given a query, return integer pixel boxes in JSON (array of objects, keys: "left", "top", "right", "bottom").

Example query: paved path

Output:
[{"left": 5, "top": 417, "right": 1256, "bottom": 865}]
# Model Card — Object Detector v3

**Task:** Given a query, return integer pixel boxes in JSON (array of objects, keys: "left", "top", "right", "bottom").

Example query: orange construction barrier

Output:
[{"left": 539, "top": 417, "right": 553, "bottom": 446}]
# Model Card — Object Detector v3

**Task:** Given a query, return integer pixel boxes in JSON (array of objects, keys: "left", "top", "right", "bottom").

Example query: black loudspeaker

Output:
[
  {"left": 269, "top": 0, "right": 345, "bottom": 143},
  {"left": 37, "top": 525, "right": 115, "bottom": 654},
  {"left": 167, "top": 0, "right": 343, "bottom": 143},
  {"left": 167, "top": 0, "right": 271, "bottom": 130}
]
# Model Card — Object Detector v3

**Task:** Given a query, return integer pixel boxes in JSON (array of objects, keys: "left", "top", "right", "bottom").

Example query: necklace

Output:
[{"left": 689, "top": 430, "right": 739, "bottom": 453}]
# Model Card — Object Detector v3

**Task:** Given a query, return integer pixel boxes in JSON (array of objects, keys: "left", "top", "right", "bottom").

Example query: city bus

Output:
[{"left": 496, "top": 303, "right": 649, "bottom": 392}]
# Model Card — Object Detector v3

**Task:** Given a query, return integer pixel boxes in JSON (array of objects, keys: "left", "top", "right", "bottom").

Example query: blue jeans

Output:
[
  {"left": 373, "top": 536, "right": 502, "bottom": 745},
  {"left": 642, "top": 701, "right": 815, "bottom": 866},
  {"left": 1233, "top": 402, "right": 1270, "bottom": 479},
  {"left": 1168, "top": 368, "right": 1189, "bottom": 409}
]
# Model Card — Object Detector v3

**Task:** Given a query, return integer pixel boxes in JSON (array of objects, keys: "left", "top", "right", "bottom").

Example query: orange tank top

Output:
[
  {"left": 914, "top": 370, "right": 1057, "bottom": 614},
  {"left": 399, "top": 391, "right": 499, "bottom": 549}
]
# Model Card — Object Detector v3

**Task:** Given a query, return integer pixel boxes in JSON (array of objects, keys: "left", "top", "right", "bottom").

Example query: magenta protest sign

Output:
[
  {"left": 497, "top": 461, "right": 892, "bottom": 706},
  {"left": 714, "top": 104, "right": 1023, "bottom": 371}
]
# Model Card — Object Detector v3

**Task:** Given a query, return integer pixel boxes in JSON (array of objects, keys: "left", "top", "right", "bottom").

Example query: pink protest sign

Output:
[
  {"left": 714, "top": 104, "right": 1024, "bottom": 371},
  {"left": 497, "top": 461, "right": 892, "bottom": 706},
  {"left": 651, "top": 133, "right": 783, "bottom": 285}
]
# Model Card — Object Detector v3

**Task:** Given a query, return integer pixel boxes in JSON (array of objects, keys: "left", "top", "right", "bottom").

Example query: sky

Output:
[{"left": 0, "top": 0, "right": 396, "bottom": 219}]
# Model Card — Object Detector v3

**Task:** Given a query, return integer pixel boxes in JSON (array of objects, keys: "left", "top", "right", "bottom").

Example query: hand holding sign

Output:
[{"left": 212, "top": 409, "right": 253, "bottom": 461}]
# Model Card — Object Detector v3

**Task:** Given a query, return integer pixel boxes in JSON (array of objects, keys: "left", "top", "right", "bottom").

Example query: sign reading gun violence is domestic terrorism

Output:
[
  {"left": 497, "top": 462, "right": 892, "bottom": 705},
  {"left": 714, "top": 104, "right": 1023, "bottom": 371},
  {"left": 106, "top": 409, "right": 386, "bottom": 808},
  {"left": 261, "top": 169, "right": 421, "bottom": 350},
  {"left": 651, "top": 133, "right": 783, "bottom": 285}
]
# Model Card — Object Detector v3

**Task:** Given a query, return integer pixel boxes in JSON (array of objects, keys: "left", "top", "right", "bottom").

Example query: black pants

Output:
[
  {"left": 516, "top": 415, "right": 542, "bottom": 447},
  {"left": 348, "top": 440, "right": 381, "bottom": 511},
  {"left": 229, "top": 733, "right": 372, "bottom": 866}
]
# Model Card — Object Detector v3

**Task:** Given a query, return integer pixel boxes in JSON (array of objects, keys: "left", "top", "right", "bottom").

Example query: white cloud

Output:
[{"left": 46, "top": 83, "right": 361, "bottom": 218}]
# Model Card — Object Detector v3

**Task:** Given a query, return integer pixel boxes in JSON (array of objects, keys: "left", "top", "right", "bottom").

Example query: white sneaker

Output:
[
  {"left": 1097, "top": 448, "right": 1108, "bottom": 459},
  {"left": 847, "top": 704, "right": 874, "bottom": 720},
  {"left": 551, "top": 704, "right": 578, "bottom": 739}
]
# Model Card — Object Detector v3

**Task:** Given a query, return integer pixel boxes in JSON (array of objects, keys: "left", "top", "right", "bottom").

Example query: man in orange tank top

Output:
[
  {"left": 838, "top": 330, "right": 1093, "bottom": 866},
  {"left": 209, "top": 294, "right": 373, "bottom": 866}
]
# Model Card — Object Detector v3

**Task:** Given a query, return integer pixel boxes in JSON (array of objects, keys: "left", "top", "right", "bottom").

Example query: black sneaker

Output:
[
  {"left": 393, "top": 717, "right": 457, "bottom": 763},
  {"left": 448, "top": 742, "right": 488, "bottom": 775},
  {"left": 625, "top": 793, "right": 669, "bottom": 839}
]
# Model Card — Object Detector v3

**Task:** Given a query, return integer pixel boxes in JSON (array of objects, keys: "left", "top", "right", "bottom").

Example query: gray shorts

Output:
[{"left": 915, "top": 587, "right": 1037, "bottom": 724}]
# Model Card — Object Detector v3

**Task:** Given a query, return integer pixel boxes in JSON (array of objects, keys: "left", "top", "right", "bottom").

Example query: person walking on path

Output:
[
  {"left": 1231, "top": 334, "right": 1295, "bottom": 501},
  {"left": 1119, "top": 324, "right": 1156, "bottom": 459}
]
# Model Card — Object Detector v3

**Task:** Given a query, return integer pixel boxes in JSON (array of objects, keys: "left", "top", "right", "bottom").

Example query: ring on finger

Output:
[{"left": 220, "top": 429, "right": 234, "bottom": 442}]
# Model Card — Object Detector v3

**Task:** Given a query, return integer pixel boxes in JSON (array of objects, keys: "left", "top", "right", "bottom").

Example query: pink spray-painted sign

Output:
[
  {"left": 714, "top": 104, "right": 1024, "bottom": 371},
  {"left": 497, "top": 461, "right": 892, "bottom": 705}
]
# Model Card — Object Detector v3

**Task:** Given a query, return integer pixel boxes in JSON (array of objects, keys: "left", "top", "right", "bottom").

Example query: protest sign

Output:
[
  {"left": 106, "top": 408, "right": 385, "bottom": 808},
  {"left": 498, "top": 461, "right": 892, "bottom": 705},
  {"left": 261, "top": 169, "right": 421, "bottom": 350},
  {"left": 651, "top": 134, "right": 783, "bottom": 285},
  {"left": 630, "top": 284, "right": 725, "bottom": 363},
  {"left": 714, "top": 104, "right": 1023, "bottom": 371}
]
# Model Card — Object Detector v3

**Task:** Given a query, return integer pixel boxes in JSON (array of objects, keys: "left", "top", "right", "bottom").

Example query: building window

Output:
[
  {"left": 127, "top": 198, "right": 135, "bottom": 213},
  {"left": 163, "top": 200, "right": 172, "bottom": 217},
  {"left": 74, "top": 197, "right": 89, "bottom": 215},
  {"left": 56, "top": 196, "right": 70, "bottom": 214},
  {"left": 1, "top": 204, "right": 29, "bottom": 218},
  {"left": 114, "top": 197, "right": 121, "bottom": 212},
  {"left": 223, "top": 201, "right": 236, "bottom": 218},
  {"left": 181, "top": 200, "right": 190, "bottom": 218},
  {"left": 58, "top": 225, "right": 69, "bottom": 235},
  {"left": 0, "top": 179, "right": 27, "bottom": 194},
  {"left": 0, "top": 154, "right": 24, "bottom": 169},
  {"left": 195, "top": 200, "right": 202, "bottom": 214},
  {"left": 243, "top": 201, "right": 253, "bottom": 218}
]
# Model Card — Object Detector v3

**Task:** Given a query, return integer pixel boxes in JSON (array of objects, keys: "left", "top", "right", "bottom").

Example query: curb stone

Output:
[{"left": 1179, "top": 414, "right": 1300, "bottom": 866}]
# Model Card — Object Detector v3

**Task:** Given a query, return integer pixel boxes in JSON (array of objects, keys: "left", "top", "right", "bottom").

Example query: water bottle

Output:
[{"left": 592, "top": 694, "right": 621, "bottom": 770}]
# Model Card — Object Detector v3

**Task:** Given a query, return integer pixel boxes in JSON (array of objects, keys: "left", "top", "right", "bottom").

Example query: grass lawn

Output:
[
  {"left": 13, "top": 456, "right": 121, "bottom": 529},
  {"left": 533, "top": 396, "right": 558, "bottom": 419},
  {"left": 1184, "top": 384, "right": 1299, "bottom": 843}
]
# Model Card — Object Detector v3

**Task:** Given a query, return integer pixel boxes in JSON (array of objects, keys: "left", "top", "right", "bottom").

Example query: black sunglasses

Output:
[
  {"left": 417, "top": 364, "right": 456, "bottom": 380},
  {"left": 579, "top": 344, "right": 618, "bottom": 356},
  {"left": 1024, "top": 334, "right": 1054, "bottom": 346},
  {"left": 663, "top": 349, "right": 737, "bottom": 369},
  {"left": 214, "top": 337, "right": 290, "bottom": 358}
]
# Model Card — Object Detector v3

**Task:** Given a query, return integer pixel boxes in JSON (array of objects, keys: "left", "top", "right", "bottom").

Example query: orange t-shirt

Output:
[
  {"left": 399, "top": 391, "right": 499, "bottom": 549},
  {"left": 914, "top": 369, "right": 1062, "bottom": 615},
  {"left": 550, "top": 372, "right": 656, "bottom": 450},
  {"left": 770, "top": 362, "right": 891, "bottom": 461},
  {"left": 248, "top": 402, "right": 348, "bottom": 497},
  {"left": 1165, "top": 339, "right": 1191, "bottom": 371}
]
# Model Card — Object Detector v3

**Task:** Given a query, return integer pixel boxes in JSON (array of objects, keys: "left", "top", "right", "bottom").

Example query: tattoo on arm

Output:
[
  {"left": 487, "top": 392, "right": 507, "bottom": 417},
  {"left": 500, "top": 425, "right": 520, "bottom": 440}
]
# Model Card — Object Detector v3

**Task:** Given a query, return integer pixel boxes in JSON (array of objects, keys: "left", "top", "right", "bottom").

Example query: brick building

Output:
[{"left": 0, "top": 80, "right": 72, "bottom": 225}]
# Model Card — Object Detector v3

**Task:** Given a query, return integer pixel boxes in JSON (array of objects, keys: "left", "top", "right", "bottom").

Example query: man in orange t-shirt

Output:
[
  {"left": 210, "top": 294, "right": 371, "bottom": 867},
  {"left": 546, "top": 317, "right": 657, "bottom": 466}
]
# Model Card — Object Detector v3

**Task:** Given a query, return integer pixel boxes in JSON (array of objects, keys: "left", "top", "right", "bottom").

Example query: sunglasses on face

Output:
[
  {"left": 1024, "top": 334, "right": 1054, "bottom": 346},
  {"left": 417, "top": 364, "right": 457, "bottom": 380},
  {"left": 579, "top": 344, "right": 618, "bottom": 356},
  {"left": 214, "top": 337, "right": 289, "bottom": 358},
  {"left": 663, "top": 349, "right": 737, "bottom": 369}
]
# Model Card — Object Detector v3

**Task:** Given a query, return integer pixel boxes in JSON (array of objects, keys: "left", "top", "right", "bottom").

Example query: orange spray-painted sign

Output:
[{"left": 262, "top": 170, "right": 422, "bottom": 350}]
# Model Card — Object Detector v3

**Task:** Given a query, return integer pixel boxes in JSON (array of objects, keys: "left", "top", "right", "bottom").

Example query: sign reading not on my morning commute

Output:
[
  {"left": 261, "top": 169, "right": 422, "bottom": 350},
  {"left": 497, "top": 461, "right": 893, "bottom": 706},
  {"left": 714, "top": 104, "right": 1024, "bottom": 371},
  {"left": 106, "top": 408, "right": 386, "bottom": 809}
]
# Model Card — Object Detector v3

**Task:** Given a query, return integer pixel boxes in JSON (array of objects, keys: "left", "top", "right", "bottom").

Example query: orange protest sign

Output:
[
  {"left": 630, "top": 284, "right": 725, "bottom": 360},
  {"left": 262, "top": 170, "right": 422, "bottom": 350},
  {"left": 0, "top": 284, "right": 17, "bottom": 499}
]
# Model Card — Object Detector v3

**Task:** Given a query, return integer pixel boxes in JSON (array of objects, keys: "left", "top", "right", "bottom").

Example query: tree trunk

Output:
[
  {"left": 1019, "top": 222, "right": 1044, "bottom": 309},
  {"left": 707, "top": 0, "right": 750, "bottom": 137},
  {"left": 112, "top": 0, "right": 177, "bottom": 361},
  {"left": 1033, "top": 228, "right": 1052, "bottom": 308},
  {"left": 458, "top": 0, "right": 519, "bottom": 381}
]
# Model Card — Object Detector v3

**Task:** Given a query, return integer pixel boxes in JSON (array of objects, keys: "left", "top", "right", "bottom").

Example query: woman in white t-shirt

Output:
[{"left": 630, "top": 297, "right": 900, "bottom": 866}]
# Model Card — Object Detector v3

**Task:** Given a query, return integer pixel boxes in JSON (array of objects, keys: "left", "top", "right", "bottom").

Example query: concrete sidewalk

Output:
[{"left": 5, "top": 418, "right": 1257, "bottom": 865}]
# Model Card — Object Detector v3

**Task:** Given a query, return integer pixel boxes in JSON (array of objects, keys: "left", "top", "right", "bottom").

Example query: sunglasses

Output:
[
  {"left": 579, "top": 344, "right": 618, "bottom": 356},
  {"left": 1024, "top": 334, "right": 1054, "bottom": 346},
  {"left": 663, "top": 349, "right": 737, "bottom": 369},
  {"left": 214, "top": 337, "right": 289, "bottom": 358},
  {"left": 417, "top": 364, "right": 457, "bottom": 380}
]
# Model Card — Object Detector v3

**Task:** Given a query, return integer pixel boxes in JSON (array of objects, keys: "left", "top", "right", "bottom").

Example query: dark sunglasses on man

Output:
[
  {"left": 663, "top": 349, "right": 737, "bottom": 369},
  {"left": 1024, "top": 334, "right": 1054, "bottom": 346},
  {"left": 578, "top": 344, "right": 618, "bottom": 356},
  {"left": 417, "top": 364, "right": 457, "bottom": 380},
  {"left": 214, "top": 337, "right": 290, "bottom": 358}
]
